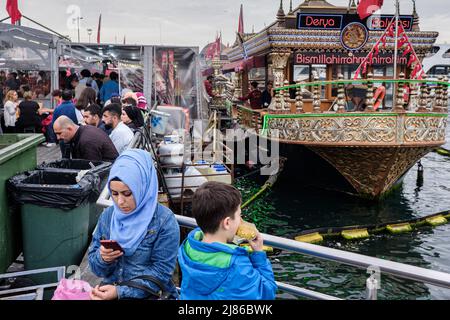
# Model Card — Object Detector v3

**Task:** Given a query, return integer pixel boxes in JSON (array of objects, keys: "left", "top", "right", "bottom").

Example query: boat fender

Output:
[
  {"left": 425, "top": 215, "right": 448, "bottom": 227},
  {"left": 295, "top": 232, "right": 323, "bottom": 244},
  {"left": 341, "top": 229, "right": 369, "bottom": 240},
  {"left": 386, "top": 223, "right": 412, "bottom": 234}
]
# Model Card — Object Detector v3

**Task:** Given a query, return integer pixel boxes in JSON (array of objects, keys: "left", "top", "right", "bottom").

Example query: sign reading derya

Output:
[{"left": 297, "top": 13, "right": 413, "bottom": 31}]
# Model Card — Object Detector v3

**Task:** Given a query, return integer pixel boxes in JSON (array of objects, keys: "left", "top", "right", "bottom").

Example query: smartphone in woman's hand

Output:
[{"left": 100, "top": 240, "right": 123, "bottom": 252}]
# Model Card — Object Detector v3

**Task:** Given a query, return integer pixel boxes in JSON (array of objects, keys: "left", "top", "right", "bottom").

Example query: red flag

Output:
[
  {"left": 357, "top": 0, "right": 384, "bottom": 20},
  {"left": 238, "top": 4, "right": 244, "bottom": 34},
  {"left": 205, "top": 42, "right": 215, "bottom": 59},
  {"left": 407, "top": 54, "right": 417, "bottom": 67},
  {"left": 6, "top": 0, "right": 22, "bottom": 25},
  {"left": 97, "top": 14, "right": 102, "bottom": 44},
  {"left": 215, "top": 33, "right": 221, "bottom": 57},
  {"left": 402, "top": 44, "right": 413, "bottom": 57},
  {"left": 374, "top": 43, "right": 380, "bottom": 56}
]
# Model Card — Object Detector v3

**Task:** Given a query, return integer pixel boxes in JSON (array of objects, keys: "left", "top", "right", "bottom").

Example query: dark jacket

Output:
[
  {"left": 261, "top": 89, "right": 272, "bottom": 107},
  {"left": 239, "top": 89, "right": 262, "bottom": 109},
  {"left": 16, "top": 100, "right": 41, "bottom": 130},
  {"left": 71, "top": 125, "right": 119, "bottom": 162},
  {"left": 51, "top": 101, "right": 78, "bottom": 126}
]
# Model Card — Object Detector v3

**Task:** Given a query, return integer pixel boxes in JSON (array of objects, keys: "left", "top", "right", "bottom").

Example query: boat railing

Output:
[
  {"left": 236, "top": 74, "right": 449, "bottom": 116},
  {"left": 96, "top": 190, "right": 450, "bottom": 300}
]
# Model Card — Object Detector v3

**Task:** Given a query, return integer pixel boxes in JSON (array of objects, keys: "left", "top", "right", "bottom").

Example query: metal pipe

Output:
[
  {"left": 275, "top": 282, "right": 342, "bottom": 300},
  {"left": 173, "top": 215, "right": 450, "bottom": 290}
]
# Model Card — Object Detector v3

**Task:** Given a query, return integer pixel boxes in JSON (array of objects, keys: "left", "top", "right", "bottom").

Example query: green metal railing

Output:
[{"left": 274, "top": 78, "right": 449, "bottom": 92}]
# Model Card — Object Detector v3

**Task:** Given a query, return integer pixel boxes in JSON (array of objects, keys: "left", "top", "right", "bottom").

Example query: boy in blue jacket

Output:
[{"left": 178, "top": 181, "right": 277, "bottom": 300}]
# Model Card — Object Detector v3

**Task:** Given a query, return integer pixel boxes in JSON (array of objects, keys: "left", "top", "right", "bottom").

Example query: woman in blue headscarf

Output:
[{"left": 88, "top": 149, "right": 180, "bottom": 300}]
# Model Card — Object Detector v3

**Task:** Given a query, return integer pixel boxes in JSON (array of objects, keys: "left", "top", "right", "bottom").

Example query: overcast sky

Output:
[{"left": 1, "top": 0, "right": 449, "bottom": 48}]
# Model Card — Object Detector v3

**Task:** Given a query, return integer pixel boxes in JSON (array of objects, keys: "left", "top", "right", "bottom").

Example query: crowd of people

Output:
[{"left": 0, "top": 68, "right": 148, "bottom": 161}]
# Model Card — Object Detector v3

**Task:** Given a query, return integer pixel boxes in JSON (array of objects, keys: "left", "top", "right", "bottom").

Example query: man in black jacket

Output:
[{"left": 53, "top": 115, "right": 118, "bottom": 162}]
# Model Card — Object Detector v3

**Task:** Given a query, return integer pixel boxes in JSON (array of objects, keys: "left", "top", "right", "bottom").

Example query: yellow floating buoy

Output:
[
  {"left": 341, "top": 229, "right": 369, "bottom": 240},
  {"left": 436, "top": 148, "right": 450, "bottom": 156},
  {"left": 386, "top": 223, "right": 412, "bottom": 234},
  {"left": 295, "top": 232, "right": 323, "bottom": 244},
  {"left": 425, "top": 215, "right": 448, "bottom": 227}
]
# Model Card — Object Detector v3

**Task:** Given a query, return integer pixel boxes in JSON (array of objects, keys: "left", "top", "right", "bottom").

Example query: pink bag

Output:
[{"left": 52, "top": 278, "right": 92, "bottom": 300}]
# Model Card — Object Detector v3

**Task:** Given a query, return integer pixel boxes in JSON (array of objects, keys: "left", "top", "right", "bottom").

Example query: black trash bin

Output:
[
  {"left": 37, "top": 159, "right": 112, "bottom": 233},
  {"left": 7, "top": 170, "right": 100, "bottom": 280}
]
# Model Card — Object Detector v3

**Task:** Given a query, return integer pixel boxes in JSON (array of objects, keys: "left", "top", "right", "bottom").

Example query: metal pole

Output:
[
  {"left": 392, "top": 0, "right": 400, "bottom": 107},
  {"left": 77, "top": 17, "right": 80, "bottom": 43}
]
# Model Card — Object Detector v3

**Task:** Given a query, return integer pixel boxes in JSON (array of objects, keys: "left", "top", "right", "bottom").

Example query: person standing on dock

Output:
[
  {"left": 3, "top": 90, "right": 19, "bottom": 133},
  {"left": 178, "top": 181, "right": 277, "bottom": 300},
  {"left": 99, "top": 71, "right": 119, "bottom": 105},
  {"left": 82, "top": 103, "right": 111, "bottom": 135},
  {"left": 53, "top": 115, "right": 118, "bottom": 162},
  {"left": 102, "top": 103, "right": 134, "bottom": 154}
]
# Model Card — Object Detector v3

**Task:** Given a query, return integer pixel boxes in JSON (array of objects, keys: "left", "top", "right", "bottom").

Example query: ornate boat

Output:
[{"left": 219, "top": 0, "right": 448, "bottom": 199}]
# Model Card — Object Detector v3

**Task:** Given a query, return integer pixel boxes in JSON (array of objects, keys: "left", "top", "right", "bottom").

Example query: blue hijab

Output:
[{"left": 108, "top": 149, "right": 158, "bottom": 256}]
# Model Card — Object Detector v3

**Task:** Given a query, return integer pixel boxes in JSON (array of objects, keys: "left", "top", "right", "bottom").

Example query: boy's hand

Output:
[
  {"left": 100, "top": 245, "right": 123, "bottom": 263},
  {"left": 90, "top": 284, "right": 118, "bottom": 300},
  {"left": 248, "top": 232, "right": 264, "bottom": 252}
]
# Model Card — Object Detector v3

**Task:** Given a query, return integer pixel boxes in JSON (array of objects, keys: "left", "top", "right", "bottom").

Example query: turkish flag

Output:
[
  {"left": 357, "top": 0, "right": 384, "bottom": 20},
  {"left": 97, "top": 14, "right": 102, "bottom": 44},
  {"left": 6, "top": 0, "right": 22, "bottom": 24},
  {"left": 238, "top": 4, "right": 244, "bottom": 34}
]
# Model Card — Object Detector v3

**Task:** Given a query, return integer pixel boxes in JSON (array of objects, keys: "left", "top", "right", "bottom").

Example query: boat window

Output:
[
  {"left": 429, "top": 65, "right": 448, "bottom": 76},
  {"left": 425, "top": 46, "right": 440, "bottom": 58},
  {"left": 311, "top": 65, "right": 326, "bottom": 98},
  {"left": 331, "top": 65, "right": 358, "bottom": 96},
  {"left": 443, "top": 49, "right": 450, "bottom": 58},
  {"left": 248, "top": 67, "right": 266, "bottom": 87},
  {"left": 293, "top": 65, "right": 310, "bottom": 82}
]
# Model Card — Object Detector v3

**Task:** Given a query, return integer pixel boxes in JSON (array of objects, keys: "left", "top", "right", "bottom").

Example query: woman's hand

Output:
[
  {"left": 99, "top": 245, "right": 123, "bottom": 263},
  {"left": 90, "top": 285, "right": 118, "bottom": 300},
  {"left": 248, "top": 232, "right": 264, "bottom": 252}
]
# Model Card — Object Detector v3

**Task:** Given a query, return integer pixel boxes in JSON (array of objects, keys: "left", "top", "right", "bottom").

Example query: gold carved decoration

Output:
[{"left": 309, "top": 146, "right": 433, "bottom": 198}]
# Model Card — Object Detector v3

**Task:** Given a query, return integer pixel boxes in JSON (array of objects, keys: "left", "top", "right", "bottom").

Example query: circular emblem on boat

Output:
[{"left": 340, "top": 22, "right": 369, "bottom": 51}]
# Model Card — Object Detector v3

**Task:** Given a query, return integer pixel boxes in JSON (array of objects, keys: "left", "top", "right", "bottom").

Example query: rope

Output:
[{"left": 240, "top": 158, "right": 286, "bottom": 209}]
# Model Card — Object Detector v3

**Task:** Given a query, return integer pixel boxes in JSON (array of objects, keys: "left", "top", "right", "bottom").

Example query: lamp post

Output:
[
  {"left": 87, "top": 28, "right": 92, "bottom": 43},
  {"left": 74, "top": 16, "right": 83, "bottom": 43}
]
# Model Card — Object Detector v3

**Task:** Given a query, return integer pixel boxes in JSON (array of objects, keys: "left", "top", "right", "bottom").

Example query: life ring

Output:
[{"left": 373, "top": 85, "right": 386, "bottom": 111}]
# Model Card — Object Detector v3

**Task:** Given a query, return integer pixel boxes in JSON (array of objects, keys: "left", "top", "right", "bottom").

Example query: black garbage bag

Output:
[
  {"left": 7, "top": 170, "right": 101, "bottom": 211},
  {"left": 37, "top": 159, "right": 112, "bottom": 181}
]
